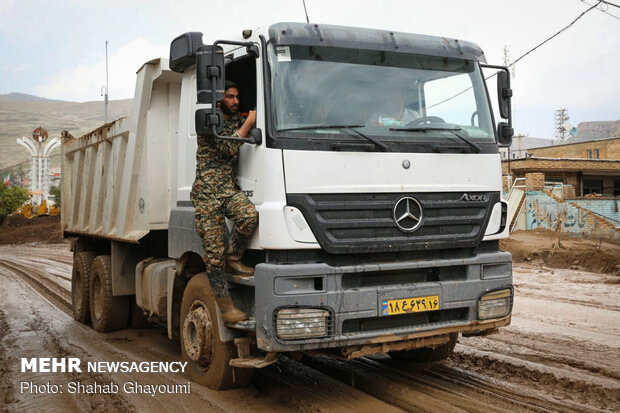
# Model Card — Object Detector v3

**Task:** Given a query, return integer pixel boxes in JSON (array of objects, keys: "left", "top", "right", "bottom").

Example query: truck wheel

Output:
[
  {"left": 89, "top": 255, "right": 130, "bottom": 332},
  {"left": 72, "top": 251, "right": 96, "bottom": 323},
  {"left": 389, "top": 333, "right": 458, "bottom": 363},
  {"left": 180, "top": 273, "right": 253, "bottom": 390}
]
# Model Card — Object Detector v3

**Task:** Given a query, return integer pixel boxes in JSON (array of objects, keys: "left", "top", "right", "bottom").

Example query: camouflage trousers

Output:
[{"left": 192, "top": 189, "right": 258, "bottom": 297}]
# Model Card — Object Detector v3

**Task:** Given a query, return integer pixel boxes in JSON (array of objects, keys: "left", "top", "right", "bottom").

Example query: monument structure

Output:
[{"left": 16, "top": 127, "right": 60, "bottom": 205}]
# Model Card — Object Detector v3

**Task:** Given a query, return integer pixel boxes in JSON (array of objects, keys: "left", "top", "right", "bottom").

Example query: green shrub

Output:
[
  {"left": 49, "top": 185, "right": 61, "bottom": 208},
  {"left": 0, "top": 186, "right": 30, "bottom": 225}
]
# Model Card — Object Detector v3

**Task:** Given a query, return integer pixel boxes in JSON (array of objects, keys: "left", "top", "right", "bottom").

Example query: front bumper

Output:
[{"left": 254, "top": 251, "right": 512, "bottom": 351}]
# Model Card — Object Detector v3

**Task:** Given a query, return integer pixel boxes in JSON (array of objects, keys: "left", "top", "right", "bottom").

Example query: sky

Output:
[{"left": 0, "top": 0, "right": 619, "bottom": 138}]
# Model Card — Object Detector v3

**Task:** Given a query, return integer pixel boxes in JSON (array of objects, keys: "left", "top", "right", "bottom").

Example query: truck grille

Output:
[{"left": 287, "top": 192, "right": 499, "bottom": 254}]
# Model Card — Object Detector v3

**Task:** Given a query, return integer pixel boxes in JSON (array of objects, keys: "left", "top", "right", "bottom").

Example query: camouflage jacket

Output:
[{"left": 194, "top": 113, "right": 246, "bottom": 198}]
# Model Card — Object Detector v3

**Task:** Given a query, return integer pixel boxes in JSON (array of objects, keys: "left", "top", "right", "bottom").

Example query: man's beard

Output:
[{"left": 221, "top": 102, "right": 236, "bottom": 116}]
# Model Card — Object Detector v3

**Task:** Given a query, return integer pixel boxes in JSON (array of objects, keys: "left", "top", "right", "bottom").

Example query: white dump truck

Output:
[{"left": 62, "top": 22, "right": 514, "bottom": 389}]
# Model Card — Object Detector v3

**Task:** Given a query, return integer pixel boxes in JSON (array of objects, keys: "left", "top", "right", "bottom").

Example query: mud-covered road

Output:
[{"left": 0, "top": 242, "right": 618, "bottom": 412}]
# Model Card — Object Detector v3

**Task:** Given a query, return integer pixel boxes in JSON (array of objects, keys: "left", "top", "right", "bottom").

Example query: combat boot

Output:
[
  {"left": 225, "top": 254, "right": 255, "bottom": 276},
  {"left": 215, "top": 296, "right": 249, "bottom": 323}
]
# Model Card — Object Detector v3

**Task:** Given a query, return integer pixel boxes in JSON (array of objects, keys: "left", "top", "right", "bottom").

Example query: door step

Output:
[
  {"left": 229, "top": 337, "right": 277, "bottom": 369},
  {"left": 229, "top": 356, "right": 278, "bottom": 368},
  {"left": 226, "top": 273, "right": 255, "bottom": 286},
  {"left": 225, "top": 317, "right": 256, "bottom": 331}
]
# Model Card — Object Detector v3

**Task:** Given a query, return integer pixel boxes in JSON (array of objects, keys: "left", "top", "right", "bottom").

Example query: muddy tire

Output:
[
  {"left": 89, "top": 255, "right": 130, "bottom": 333},
  {"left": 71, "top": 251, "right": 96, "bottom": 324},
  {"left": 180, "top": 273, "right": 253, "bottom": 390},
  {"left": 389, "top": 333, "right": 458, "bottom": 363}
]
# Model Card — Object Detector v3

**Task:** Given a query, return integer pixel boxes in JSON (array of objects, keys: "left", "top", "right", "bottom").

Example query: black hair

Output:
[{"left": 225, "top": 80, "right": 240, "bottom": 92}]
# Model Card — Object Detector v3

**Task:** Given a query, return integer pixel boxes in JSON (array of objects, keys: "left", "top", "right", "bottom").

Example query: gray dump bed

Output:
[{"left": 61, "top": 59, "right": 182, "bottom": 242}]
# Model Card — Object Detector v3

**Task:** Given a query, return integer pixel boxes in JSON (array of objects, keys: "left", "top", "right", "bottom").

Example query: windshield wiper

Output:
[
  {"left": 390, "top": 125, "right": 481, "bottom": 153},
  {"left": 279, "top": 124, "right": 365, "bottom": 131},
  {"left": 278, "top": 124, "right": 389, "bottom": 152}
]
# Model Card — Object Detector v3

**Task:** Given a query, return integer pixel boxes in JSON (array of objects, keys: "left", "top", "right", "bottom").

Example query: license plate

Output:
[{"left": 382, "top": 295, "right": 440, "bottom": 316}]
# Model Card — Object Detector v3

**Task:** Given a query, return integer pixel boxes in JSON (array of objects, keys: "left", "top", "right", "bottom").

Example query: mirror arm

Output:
[
  {"left": 207, "top": 73, "right": 256, "bottom": 144},
  {"left": 205, "top": 40, "right": 260, "bottom": 145},
  {"left": 481, "top": 63, "right": 513, "bottom": 127},
  {"left": 481, "top": 63, "right": 513, "bottom": 144},
  {"left": 209, "top": 125, "right": 255, "bottom": 143},
  {"left": 213, "top": 39, "right": 259, "bottom": 56}
]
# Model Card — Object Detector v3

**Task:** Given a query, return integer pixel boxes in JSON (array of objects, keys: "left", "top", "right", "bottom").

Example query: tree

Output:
[
  {"left": 49, "top": 185, "right": 61, "bottom": 208},
  {"left": 0, "top": 186, "right": 29, "bottom": 225}
]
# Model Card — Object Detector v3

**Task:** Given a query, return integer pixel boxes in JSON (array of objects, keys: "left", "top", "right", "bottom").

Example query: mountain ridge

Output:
[
  {"left": 0, "top": 95, "right": 133, "bottom": 173},
  {"left": 0, "top": 92, "right": 65, "bottom": 102}
]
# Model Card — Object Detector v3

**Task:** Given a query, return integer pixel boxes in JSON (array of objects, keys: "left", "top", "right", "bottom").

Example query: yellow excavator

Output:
[
  {"left": 14, "top": 202, "right": 36, "bottom": 218},
  {"left": 48, "top": 200, "right": 60, "bottom": 216},
  {"left": 14, "top": 200, "right": 60, "bottom": 218}
]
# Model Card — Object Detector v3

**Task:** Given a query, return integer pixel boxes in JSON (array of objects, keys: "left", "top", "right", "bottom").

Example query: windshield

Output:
[{"left": 268, "top": 45, "right": 496, "bottom": 150}]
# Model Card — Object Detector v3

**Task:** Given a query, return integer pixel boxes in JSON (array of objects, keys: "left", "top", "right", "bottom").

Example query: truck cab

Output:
[{"left": 169, "top": 22, "right": 513, "bottom": 385}]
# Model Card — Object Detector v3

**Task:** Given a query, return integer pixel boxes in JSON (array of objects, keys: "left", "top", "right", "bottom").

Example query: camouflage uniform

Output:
[{"left": 190, "top": 113, "right": 258, "bottom": 297}]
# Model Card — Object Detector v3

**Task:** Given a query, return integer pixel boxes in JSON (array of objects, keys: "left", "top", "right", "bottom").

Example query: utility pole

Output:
[
  {"left": 554, "top": 108, "right": 569, "bottom": 142},
  {"left": 502, "top": 45, "right": 513, "bottom": 187},
  {"left": 503, "top": 46, "right": 516, "bottom": 128},
  {"left": 102, "top": 40, "right": 109, "bottom": 123},
  {"left": 503, "top": 45, "right": 515, "bottom": 78}
]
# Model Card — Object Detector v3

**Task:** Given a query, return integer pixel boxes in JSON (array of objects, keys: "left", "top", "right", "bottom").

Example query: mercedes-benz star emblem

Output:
[{"left": 393, "top": 196, "right": 423, "bottom": 233}]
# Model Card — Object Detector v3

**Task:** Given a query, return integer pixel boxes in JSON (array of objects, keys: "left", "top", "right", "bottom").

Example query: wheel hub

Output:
[{"left": 183, "top": 300, "right": 213, "bottom": 366}]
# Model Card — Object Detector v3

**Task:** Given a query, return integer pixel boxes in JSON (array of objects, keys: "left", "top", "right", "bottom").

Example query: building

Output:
[
  {"left": 503, "top": 137, "right": 620, "bottom": 197},
  {"left": 528, "top": 137, "right": 619, "bottom": 160},
  {"left": 503, "top": 137, "right": 620, "bottom": 240}
]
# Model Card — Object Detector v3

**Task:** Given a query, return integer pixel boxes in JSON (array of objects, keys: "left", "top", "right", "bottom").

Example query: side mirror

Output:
[
  {"left": 169, "top": 32, "right": 203, "bottom": 73},
  {"left": 195, "top": 109, "right": 261, "bottom": 146},
  {"left": 249, "top": 128, "right": 262, "bottom": 145},
  {"left": 196, "top": 45, "right": 225, "bottom": 104},
  {"left": 195, "top": 108, "right": 224, "bottom": 136},
  {"left": 496, "top": 70, "right": 512, "bottom": 120},
  {"left": 497, "top": 122, "right": 513, "bottom": 146}
]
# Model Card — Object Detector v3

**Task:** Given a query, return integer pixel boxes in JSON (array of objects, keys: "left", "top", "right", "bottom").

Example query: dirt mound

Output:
[
  {"left": 501, "top": 229, "right": 620, "bottom": 276},
  {"left": 0, "top": 214, "right": 63, "bottom": 245}
]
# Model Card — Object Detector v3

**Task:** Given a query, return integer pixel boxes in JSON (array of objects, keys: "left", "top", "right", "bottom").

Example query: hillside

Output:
[
  {"left": 0, "top": 94, "right": 132, "bottom": 173},
  {"left": 0, "top": 93, "right": 63, "bottom": 102},
  {"left": 572, "top": 120, "right": 620, "bottom": 142}
]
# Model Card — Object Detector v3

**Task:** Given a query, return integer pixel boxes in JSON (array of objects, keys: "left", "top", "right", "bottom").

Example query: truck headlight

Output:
[
  {"left": 275, "top": 308, "right": 330, "bottom": 340},
  {"left": 478, "top": 289, "right": 512, "bottom": 320}
]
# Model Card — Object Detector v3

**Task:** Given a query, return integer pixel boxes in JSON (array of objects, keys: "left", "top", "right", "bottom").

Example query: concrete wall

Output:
[
  {"left": 570, "top": 199, "right": 620, "bottom": 224},
  {"left": 525, "top": 191, "right": 619, "bottom": 241},
  {"left": 504, "top": 158, "right": 620, "bottom": 173},
  {"left": 525, "top": 173, "right": 545, "bottom": 191}
]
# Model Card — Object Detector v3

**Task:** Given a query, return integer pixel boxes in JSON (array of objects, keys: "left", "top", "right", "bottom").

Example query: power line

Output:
[
  {"left": 510, "top": 1, "right": 601, "bottom": 67},
  {"left": 581, "top": 0, "right": 620, "bottom": 20},
  {"left": 599, "top": 0, "right": 620, "bottom": 9},
  {"left": 429, "top": 2, "right": 603, "bottom": 110}
]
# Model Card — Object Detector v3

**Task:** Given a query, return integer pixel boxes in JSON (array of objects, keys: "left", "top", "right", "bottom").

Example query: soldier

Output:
[{"left": 191, "top": 81, "right": 258, "bottom": 322}]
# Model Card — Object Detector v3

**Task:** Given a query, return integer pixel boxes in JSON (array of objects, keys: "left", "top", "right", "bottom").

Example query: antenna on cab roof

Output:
[{"left": 302, "top": 0, "right": 310, "bottom": 23}]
